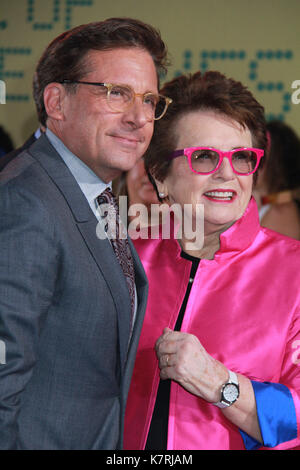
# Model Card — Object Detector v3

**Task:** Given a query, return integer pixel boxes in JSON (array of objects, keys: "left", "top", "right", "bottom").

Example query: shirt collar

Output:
[
  {"left": 34, "top": 127, "right": 42, "bottom": 139},
  {"left": 215, "top": 197, "right": 260, "bottom": 258},
  {"left": 45, "top": 128, "right": 110, "bottom": 218}
]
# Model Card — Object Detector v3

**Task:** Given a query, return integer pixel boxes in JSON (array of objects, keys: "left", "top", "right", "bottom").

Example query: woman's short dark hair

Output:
[
  {"left": 34, "top": 18, "right": 169, "bottom": 126},
  {"left": 145, "top": 70, "right": 267, "bottom": 184},
  {"left": 265, "top": 120, "right": 300, "bottom": 193}
]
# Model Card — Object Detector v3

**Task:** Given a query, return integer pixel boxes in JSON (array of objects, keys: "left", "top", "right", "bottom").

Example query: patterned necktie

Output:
[{"left": 97, "top": 188, "right": 135, "bottom": 325}]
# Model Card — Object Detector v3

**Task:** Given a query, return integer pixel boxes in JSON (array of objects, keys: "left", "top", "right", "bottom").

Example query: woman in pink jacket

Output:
[{"left": 124, "top": 71, "right": 300, "bottom": 450}]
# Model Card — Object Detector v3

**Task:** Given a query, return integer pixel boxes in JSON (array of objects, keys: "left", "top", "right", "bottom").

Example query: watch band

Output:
[
  {"left": 227, "top": 370, "right": 238, "bottom": 385},
  {"left": 213, "top": 369, "right": 239, "bottom": 408}
]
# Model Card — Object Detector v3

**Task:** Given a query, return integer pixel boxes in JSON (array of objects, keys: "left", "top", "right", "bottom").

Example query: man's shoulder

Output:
[
  {"left": 0, "top": 149, "right": 36, "bottom": 185},
  {"left": 0, "top": 134, "right": 57, "bottom": 185},
  {"left": 0, "top": 133, "right": 38, "bottom": 172},
  {"left": 0, "top": 142, "right": 59, "bottom": 213}
]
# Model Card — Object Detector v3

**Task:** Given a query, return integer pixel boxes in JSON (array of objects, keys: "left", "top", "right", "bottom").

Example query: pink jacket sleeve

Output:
[{"left": 241, "top": 308, "right": 300, "bottom": 450}]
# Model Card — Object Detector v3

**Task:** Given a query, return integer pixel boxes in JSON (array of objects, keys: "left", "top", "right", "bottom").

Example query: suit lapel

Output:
[
  {"left": 127, "top": 237, "right": 148, "bottom": 354},
  {"left": 28, "top": 135, "right": 136, "bottom": 371},
  {"left": 77, "top": 219, "right": 132, "bottom": 369}
]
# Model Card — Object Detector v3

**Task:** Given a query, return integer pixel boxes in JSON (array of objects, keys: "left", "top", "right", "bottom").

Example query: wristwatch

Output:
[{"left": 214, "top": 369, "right": 240, "bottom": 408}]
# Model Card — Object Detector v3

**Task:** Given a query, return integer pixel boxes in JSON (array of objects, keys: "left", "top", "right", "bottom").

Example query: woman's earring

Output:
[{"left": 159, "top": 192, "right": 165, "bottom": 198}]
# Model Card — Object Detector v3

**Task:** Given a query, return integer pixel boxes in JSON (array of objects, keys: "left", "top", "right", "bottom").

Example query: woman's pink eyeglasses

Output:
[{"left": 167, "top": 147, "right": 264, "bottom": 175}]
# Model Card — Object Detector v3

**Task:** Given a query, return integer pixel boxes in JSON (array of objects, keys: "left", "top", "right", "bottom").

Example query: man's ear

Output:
[{"left": 43, "top": 83, "right": 66, "bottom": 122}]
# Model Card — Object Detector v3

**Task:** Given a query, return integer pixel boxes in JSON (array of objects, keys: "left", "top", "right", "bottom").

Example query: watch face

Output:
[{"left": 223, "top": 384, "right": 239, "bottom": 403}]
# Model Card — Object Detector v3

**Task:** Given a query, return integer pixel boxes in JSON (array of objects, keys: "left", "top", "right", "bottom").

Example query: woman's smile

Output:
[{"left": 203, "top": 189, "right": 238, "bottom": 203}]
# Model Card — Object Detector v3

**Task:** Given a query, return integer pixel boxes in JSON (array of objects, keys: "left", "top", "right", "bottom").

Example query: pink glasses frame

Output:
[{"left": 168, "top": 147, "right": 264, "bottom": 176}]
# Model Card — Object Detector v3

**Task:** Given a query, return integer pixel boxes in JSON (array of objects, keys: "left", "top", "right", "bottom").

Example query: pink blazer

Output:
[{"left": 124, "top": 198, "right": 300, "bottom": 450}]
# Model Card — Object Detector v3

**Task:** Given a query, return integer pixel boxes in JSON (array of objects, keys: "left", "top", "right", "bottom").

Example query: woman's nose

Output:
[{"left": 212, "top": 156, "right": 235, "bottom": 180}]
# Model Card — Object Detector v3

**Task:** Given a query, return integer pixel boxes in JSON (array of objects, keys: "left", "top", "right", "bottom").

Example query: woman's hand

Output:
[
  {"left": 155, "top": 327, "right": 263, "bottom": 443},
  {"left": 155, "top": 327, "right": 228, "bottom": 403}
]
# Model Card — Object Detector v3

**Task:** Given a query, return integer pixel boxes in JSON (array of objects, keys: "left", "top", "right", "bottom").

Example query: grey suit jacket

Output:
[
  {"left": 0, "top": 133, "right": 37, "bottom": 172},
  {"left": 0, "top": 135, "right": 148, "bottom": 449}
]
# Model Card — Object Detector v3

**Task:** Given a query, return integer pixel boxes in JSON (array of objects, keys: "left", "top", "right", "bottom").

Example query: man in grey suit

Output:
[{"left": 0, "top": 18, "right": 170, "bottom": 449}]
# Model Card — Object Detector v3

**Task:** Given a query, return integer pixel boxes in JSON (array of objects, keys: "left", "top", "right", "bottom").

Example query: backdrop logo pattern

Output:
[
  {"left": 171, "top": 48, "right": 295, "bottom": 121},
  {"left": 0, "top": 0, "right": 299, "bottom": 142}
]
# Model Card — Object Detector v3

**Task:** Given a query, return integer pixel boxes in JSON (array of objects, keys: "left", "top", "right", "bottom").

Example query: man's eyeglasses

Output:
[
  {"left": 167, "top": 147, "right": 264, "bottom": 175},
  {"left": 59, "top": 80, "right": 172, "bottom": 121}
]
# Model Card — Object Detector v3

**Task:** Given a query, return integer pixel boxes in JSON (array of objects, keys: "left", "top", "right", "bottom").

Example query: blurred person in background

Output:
[
  {"left": 0, "top": 73, "right": 47, "bottom": 172},
  {"left": 0, "top": 125, "right": 14, "bottom": 158},
  {"left": 0, "top": 126, "right": 45, "bottom": 172},
  {"left": 253, "top": 120, "right": 300, "bottom": 240},
  {"left": 113, "top": 158, "right": 160, "bottom": 228}
]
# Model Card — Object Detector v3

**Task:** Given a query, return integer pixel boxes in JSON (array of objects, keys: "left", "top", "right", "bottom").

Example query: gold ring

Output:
[{"left": 166, "top": 354, "right": 170, "bottom": 366}]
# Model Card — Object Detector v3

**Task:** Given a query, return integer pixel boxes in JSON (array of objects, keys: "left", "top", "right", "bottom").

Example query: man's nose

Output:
[{"left": 122, "top": 96, "right": 152, "bottom": 128}]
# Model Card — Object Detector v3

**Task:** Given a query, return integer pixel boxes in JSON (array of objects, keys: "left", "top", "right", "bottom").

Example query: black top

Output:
[{"left": 145, "top": 251, "right": 200, "bottom": 450}]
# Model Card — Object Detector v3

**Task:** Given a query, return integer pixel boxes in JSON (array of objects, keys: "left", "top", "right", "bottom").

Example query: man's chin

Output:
[{"left": 115, "top": 154, "right": 144, "bottom": 172}]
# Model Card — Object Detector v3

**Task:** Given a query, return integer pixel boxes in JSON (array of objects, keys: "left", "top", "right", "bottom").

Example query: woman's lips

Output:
[{"left": 203, "top": 189, "right": 237, "bottom": 203}]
